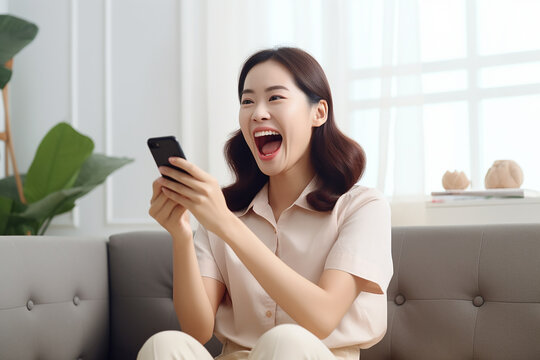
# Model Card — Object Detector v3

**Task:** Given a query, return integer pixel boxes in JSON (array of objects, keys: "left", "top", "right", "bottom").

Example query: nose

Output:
[{"left": 251, "top": 102, "right": 270, "bottom": 122}]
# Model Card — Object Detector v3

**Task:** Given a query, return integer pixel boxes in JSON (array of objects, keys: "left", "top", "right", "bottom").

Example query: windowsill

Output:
[
  {"left": 390, "top": 196, "right": 540, "bottom": 226},
  {"left": 426, "top": 197, "right": 540, "bottom": 208}
]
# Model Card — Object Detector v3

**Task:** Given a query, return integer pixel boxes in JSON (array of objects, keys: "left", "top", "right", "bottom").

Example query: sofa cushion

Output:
[{"left": 108, "top": 231, "right": 222, "bottom": 359}]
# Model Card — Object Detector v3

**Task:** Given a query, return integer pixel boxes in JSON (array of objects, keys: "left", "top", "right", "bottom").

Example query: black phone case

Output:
[{"left": 147, "top": 136, "right": 187, "bottom": 181}]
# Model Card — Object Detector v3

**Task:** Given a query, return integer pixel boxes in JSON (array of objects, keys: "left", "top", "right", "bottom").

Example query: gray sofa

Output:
[{"left": 1, "top": 224, "right": 539, "bottom": 359}]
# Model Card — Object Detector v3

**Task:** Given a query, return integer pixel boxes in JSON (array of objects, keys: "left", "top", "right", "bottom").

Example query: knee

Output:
[
  {"left": 137, "top": 330, "right": 207, "bottom": 360},
  {"left": 251, "top": 324, "right": 334, "bottom": 359},
  {"left": 141, "top": 330, "right": 193, "bottom": 347},
  {"left": 258, "top": 324, "right": 318, "bottom": 345}
]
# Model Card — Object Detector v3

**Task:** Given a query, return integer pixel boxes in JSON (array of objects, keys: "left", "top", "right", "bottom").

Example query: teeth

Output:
[{"left": 254, "top": 130, "right": 280, "bottom": 137}]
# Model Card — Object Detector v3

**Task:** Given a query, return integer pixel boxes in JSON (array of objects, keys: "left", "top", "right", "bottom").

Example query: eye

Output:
[
  {"left": 269, "top": 95, "right": 284, "bottom": 101},
  {"left": 241, "top": 98, "right": 253, "bottom": 105}
]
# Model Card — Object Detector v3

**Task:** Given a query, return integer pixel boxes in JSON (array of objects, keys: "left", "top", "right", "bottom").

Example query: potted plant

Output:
[
  {"left": 0, "top": 123, "right": 133, "bottom": 235},
  {"left": 0, "top": 15, "right": 133, "bottom": 235}
]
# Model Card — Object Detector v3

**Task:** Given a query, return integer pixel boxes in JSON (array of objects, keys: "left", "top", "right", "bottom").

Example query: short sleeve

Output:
[
  {"left": 324, "top": 188, "right": 393, "bottom": 293},
  {"left": 193, "top": 224, "right": 224, "bottom": 283}
]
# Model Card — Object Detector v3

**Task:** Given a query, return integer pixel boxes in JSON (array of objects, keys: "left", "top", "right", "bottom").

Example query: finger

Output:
[
  {"left": 157, "top": 165, "right": 191, "bottom": 186},
  {"left": 151, "top": 177, "right": 165, "bottom": 202},
  {"left": 168, "top": 157, "right": 213, "bottom": 182},
  {"left": 159, "top": 195, "right": 179, "bottom": 218},
  {"left": 158, "top": 176, "right": 201, "bottom": 201},
  {"left": 167, "top": 203, "right": 187, "bottom": 223},
  {"left": 159, "top": 166, "right": 215, "bottom": 196},
  {"left": 162, "top": 187, "right": 193, "bottom": 209},
  {"left": 157, "top": 167, "right": 193, "bottom": 190},
  {"left": 149, "top": 191, "right": 168, "bottom": 216}
]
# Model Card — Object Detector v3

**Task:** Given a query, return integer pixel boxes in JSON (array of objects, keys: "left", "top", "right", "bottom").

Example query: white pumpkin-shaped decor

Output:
[
  {"left": 442, "top": 170, "right": 470, "bottom": 190},
  {"left": 484, "top": 160, "right": 523, "bottom": 189}
]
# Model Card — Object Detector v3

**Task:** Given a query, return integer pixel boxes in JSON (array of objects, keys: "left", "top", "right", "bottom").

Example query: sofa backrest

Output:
[
  {"left": 108, "top": 231, "right": 222, "bottom": 359},
  {"left": 362, "top": 224, "right": 540, "bottom": 360},
  {"left": 0, "top": 236, "right": 109, "bottom": 360},
  {"left": 109, "top": 225, "right": 540, "bottom": 359}
]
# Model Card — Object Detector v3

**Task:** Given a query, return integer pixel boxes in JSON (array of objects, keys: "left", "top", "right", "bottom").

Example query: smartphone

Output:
[{"left": 147, "top": 136, "right": 187, "bottom": 182}]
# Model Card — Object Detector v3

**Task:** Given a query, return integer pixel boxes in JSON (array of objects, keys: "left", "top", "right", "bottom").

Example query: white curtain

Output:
[{"left": 179, "top": 0, "right": 423, "bottom": 198}]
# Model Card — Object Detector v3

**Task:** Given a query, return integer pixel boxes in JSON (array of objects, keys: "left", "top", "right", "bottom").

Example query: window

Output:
[{"left": 345, "top": 0, "right": 540, "bottom": 197}]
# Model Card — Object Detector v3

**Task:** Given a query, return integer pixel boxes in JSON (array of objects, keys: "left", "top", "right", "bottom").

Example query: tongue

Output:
[{"left": 262, "top": 140, "right": 281, "bottom": 155}]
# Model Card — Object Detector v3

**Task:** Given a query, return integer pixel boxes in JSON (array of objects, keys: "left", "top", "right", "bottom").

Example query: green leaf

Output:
[
  {"left": 20, "top": 187, "right": 83, "bottom": 219},
  {"left": 50, "top": 201, "right": 76, "bottom": 218},
  {"left": 0, "top": 196, "right": 13, "bottom": 234},
  {"left": 0, "top": 174, "right": 26, "bottom": 201},
  {"left": 0, "top": 197, "right": 38, "bottom": 235},
  {"left": 15, "top": 153, "right": 132, "bottom": 233},
  {"left": 2, "top": 214, "right": 39, "bottom": 235},
  {"left": 75, "top": 153, "right": 133, "bottom": 187},
  {"left": 49, "top": 153, "right": 134, "bottom": 217},
  {"left": 0, "top": 65, "right": 11, "bottom": 89},
  {"left": 0, "top": 14, "right": 39, "bottom": 64},
  {"left": 23, "top": 122, "right": 94, "bottom": 204}
]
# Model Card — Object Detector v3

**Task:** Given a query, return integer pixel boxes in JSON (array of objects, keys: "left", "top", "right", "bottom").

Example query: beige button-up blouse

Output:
[{"left": 194, "top": 179, "right": 393, "bottom": 349}]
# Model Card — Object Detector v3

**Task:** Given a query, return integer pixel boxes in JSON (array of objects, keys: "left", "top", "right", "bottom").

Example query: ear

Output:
[{"left": 312, "top": 99, "right": 328, "bottom": 128}]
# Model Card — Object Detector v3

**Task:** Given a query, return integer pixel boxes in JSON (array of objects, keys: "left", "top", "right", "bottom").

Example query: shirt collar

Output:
[{"left": 236, "top": 176, "right": 319, "bottom": 218}]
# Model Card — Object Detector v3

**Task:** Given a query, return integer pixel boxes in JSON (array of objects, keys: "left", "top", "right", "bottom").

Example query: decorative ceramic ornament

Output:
[
  {"left": 484, "top": 160, "right": 523, "bottom": 189},
  {"left": 442, "top": 170, "right": 470, "bottom": 190}
]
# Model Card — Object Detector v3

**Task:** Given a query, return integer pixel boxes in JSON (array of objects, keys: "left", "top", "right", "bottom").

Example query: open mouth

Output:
[{"left": 254, "top": 130, "right": 282, "bottom": 157}]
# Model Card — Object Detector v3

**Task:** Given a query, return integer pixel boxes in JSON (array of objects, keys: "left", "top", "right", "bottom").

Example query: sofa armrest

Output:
[{"left": 0, "top": 236, "right": 109, "bottom": 360}]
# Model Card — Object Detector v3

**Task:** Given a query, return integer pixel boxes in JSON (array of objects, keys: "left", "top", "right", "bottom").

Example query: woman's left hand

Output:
[{"left": 158, "top": 157, "right": 233, "bottom": 236}]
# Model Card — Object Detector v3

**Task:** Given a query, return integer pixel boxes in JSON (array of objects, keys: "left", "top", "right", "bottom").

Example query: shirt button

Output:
[{"left": 265, "top": 310, "right": 272, "bottom": 318}]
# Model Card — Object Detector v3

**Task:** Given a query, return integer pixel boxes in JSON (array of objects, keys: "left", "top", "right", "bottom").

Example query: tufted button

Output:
[
  {"left": 265, "top": 310, "right": 272, "bottom": 318},
  {"left": 73, "top": 296, "right": 81, "bottom": 306},
  {"left": 473, "top": 295, "right": 484, "bottom": 307},
  {"left": 394, "top": 294, "right": 406, "bottom": 305},
  {"left": 26, "top": 300, "right": 34, "bottom": 311}
]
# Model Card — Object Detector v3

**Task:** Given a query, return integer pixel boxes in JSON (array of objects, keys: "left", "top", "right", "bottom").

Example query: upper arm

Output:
[
  {"left": 325, "top": 192, "right": 393, "bottom": 297},
  {"left": 318, "top": 269, "right": 382, "bottom": 325},
  {"left": 202, "top": 276, "right": 226, "bottom": 318},
  {"left": 316, "top": 191, "right": 391, "bottom": 331}
]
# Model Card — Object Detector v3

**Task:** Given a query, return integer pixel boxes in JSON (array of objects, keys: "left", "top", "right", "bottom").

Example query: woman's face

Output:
[{"left": 239, "top": 60, "right": 327, "bottom": 177}]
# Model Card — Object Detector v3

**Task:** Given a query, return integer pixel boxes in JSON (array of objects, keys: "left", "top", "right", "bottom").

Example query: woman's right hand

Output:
[{"left": 149, "top": 177, "right": 192, "bottom": 241}]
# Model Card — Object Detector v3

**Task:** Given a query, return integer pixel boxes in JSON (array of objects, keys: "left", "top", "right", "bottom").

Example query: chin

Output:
[
  {"left": 257, "top": 164, "right": 281, "bottom": 177},
  {"left": 255, "top": 159, "right": 284, "bottom": 177}
]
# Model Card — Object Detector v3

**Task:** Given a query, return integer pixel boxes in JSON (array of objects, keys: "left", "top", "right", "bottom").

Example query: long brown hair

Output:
[{"left": 223, "top": 47, "right": 366, "bottom": 212}]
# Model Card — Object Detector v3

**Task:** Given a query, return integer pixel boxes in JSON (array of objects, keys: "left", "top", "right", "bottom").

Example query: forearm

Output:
[
  {"left": 218, "top": 215, "right": 342, "bottom": 339},
  {"left": 172, "top": 235, "right": 215, "bottom": 343}
]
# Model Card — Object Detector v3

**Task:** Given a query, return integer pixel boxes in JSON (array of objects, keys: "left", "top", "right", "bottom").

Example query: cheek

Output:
[{"left": 239, "top": 112, "right": 252, "bottom": 143}]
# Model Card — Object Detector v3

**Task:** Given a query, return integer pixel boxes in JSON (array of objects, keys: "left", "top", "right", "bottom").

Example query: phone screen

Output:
[{"left": 147, "top": 136, "right": 187, "bottom": 181}]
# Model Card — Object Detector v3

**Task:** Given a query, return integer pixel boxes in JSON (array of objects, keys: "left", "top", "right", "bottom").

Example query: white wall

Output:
[{"left": 7, "top": 0, "right": 189, "bottom": 236}]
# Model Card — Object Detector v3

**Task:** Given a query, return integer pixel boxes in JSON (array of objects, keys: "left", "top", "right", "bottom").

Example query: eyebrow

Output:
[{"left": 241, "top": 85, "right": 289, "bottom": 96}]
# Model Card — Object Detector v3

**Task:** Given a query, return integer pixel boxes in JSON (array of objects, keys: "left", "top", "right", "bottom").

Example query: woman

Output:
[{"left": 139, "top": 47, "right": 392, "bottom": 360}]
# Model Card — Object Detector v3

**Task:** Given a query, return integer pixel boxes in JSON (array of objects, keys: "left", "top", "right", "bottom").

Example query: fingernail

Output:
[{"left": 170, "top": 157, "right": 184, "bottom": 163}]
